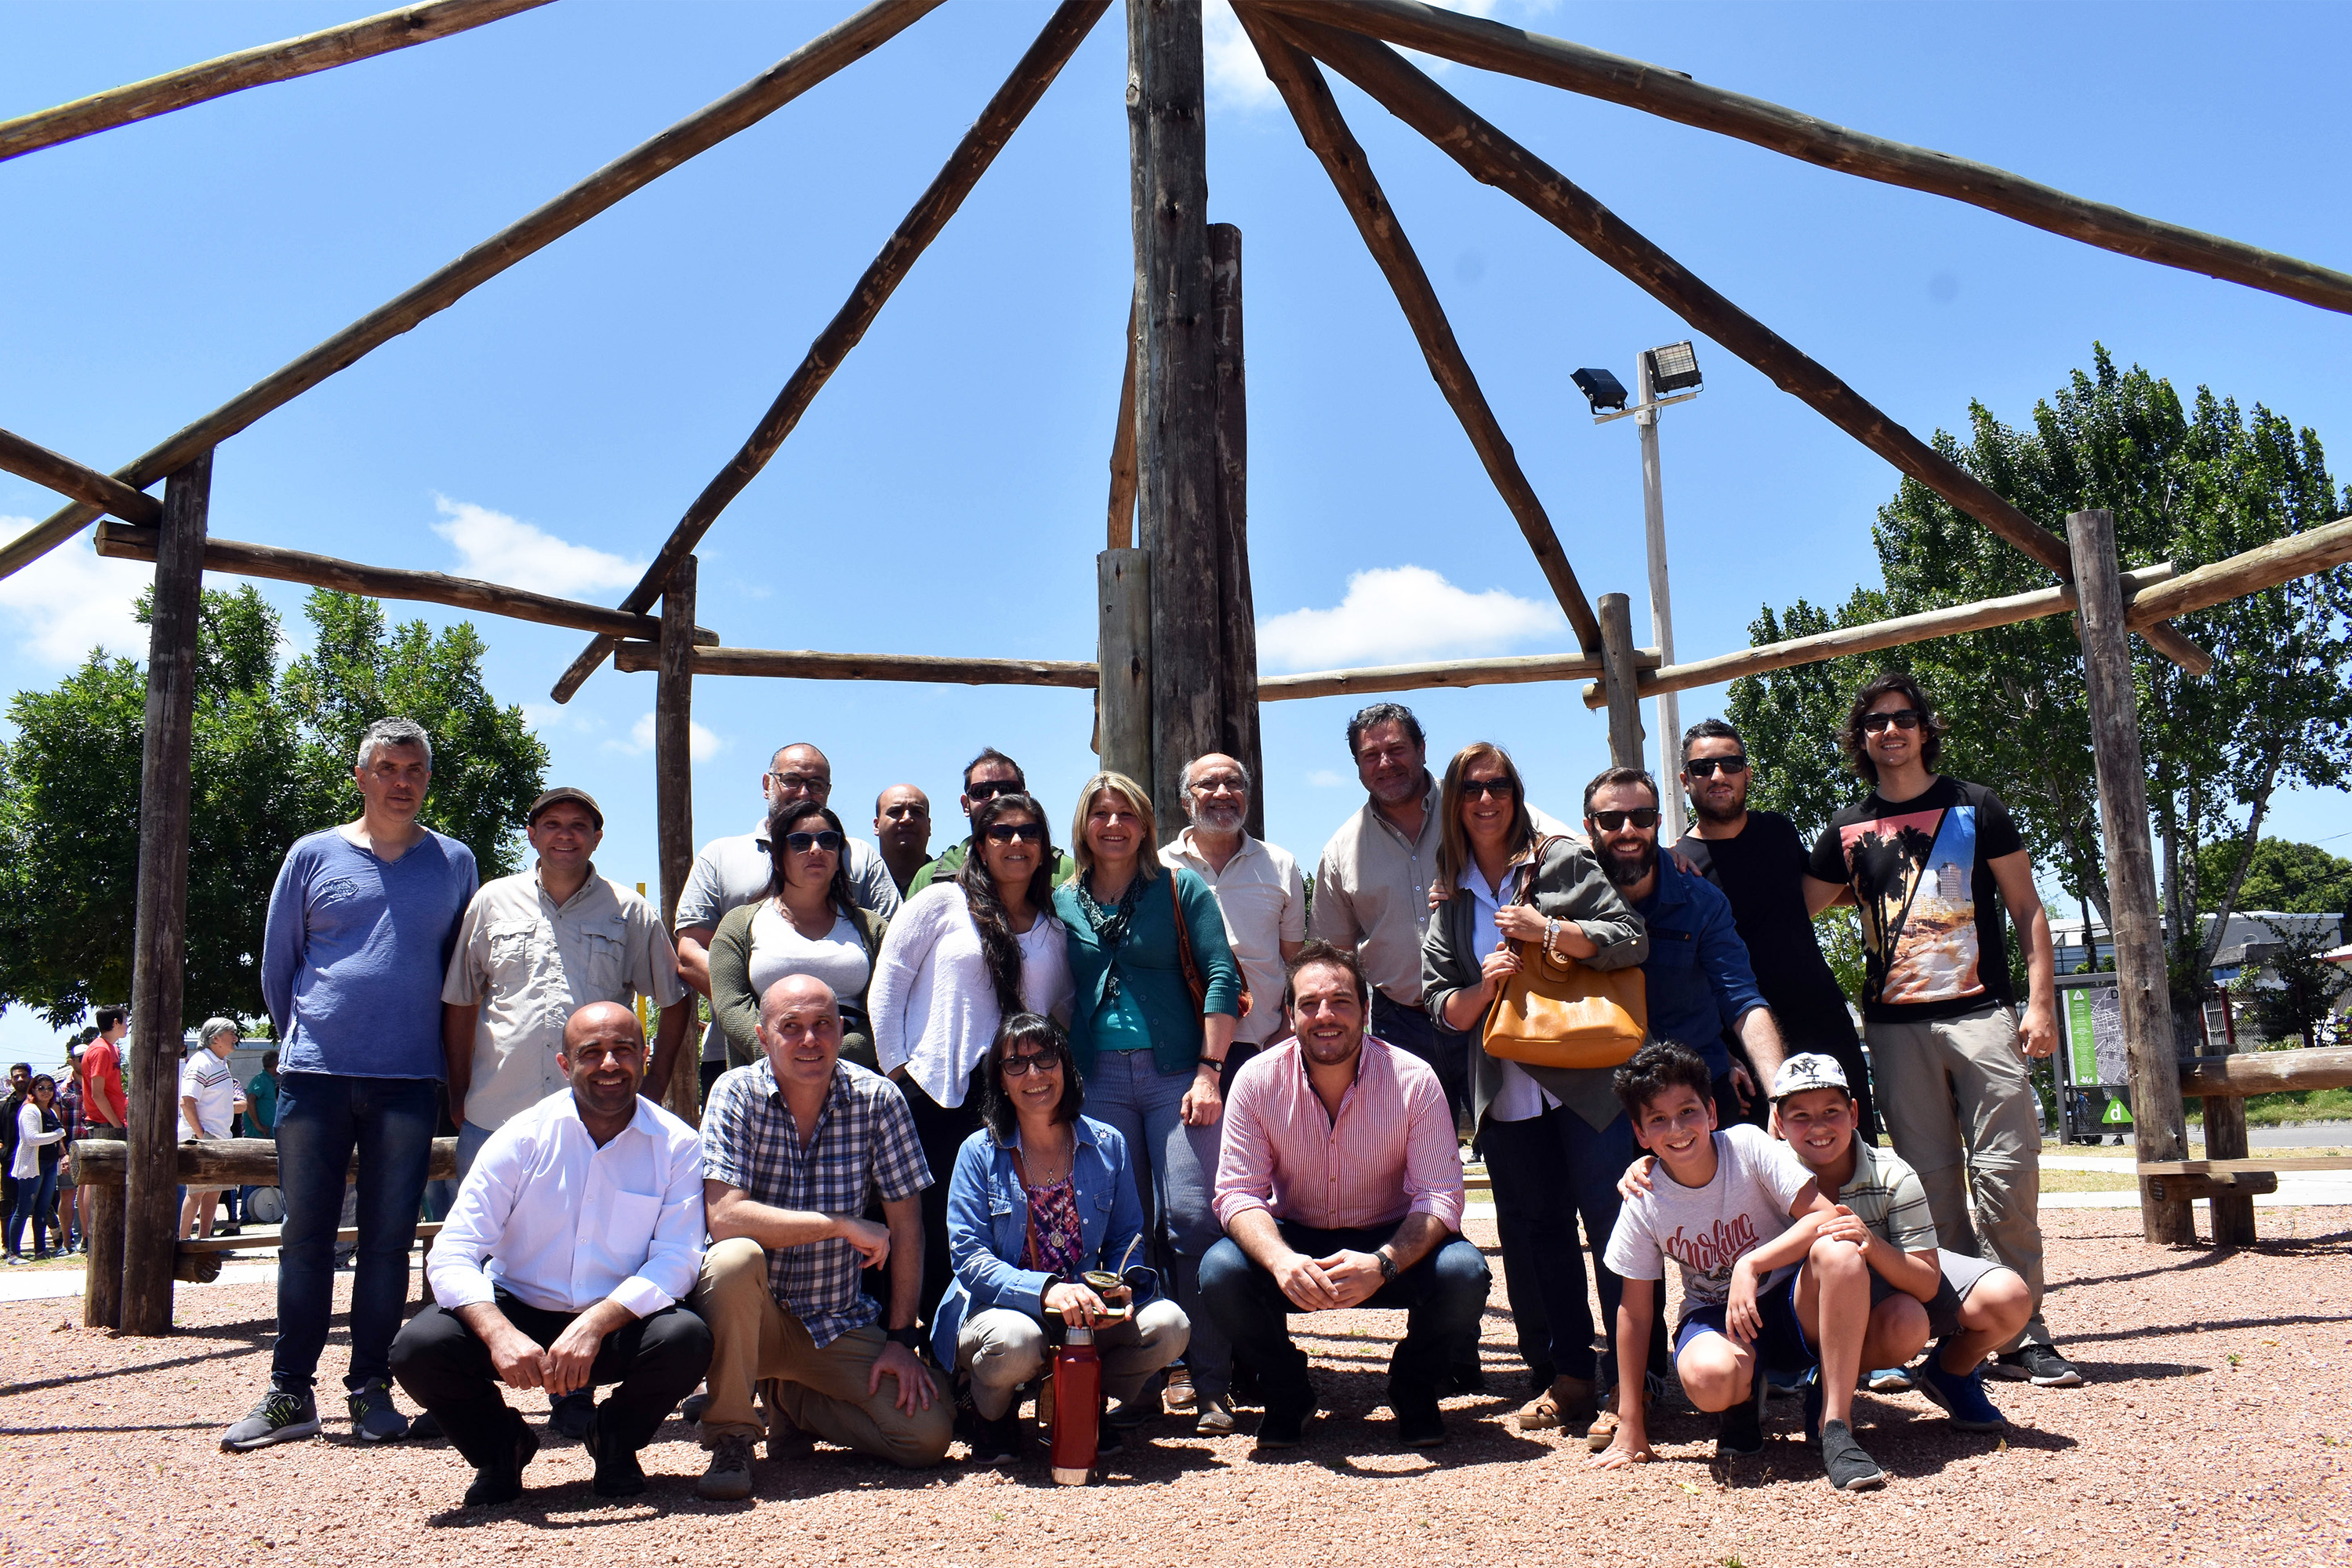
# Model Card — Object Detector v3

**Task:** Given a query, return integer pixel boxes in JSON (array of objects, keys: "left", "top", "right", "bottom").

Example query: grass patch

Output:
[
  {"left": 2040, "top": 1169, "right": 2139, "bottom": 1194},
  {"left": 2192, "top": 1087, "right": 2352, "bottom": 1127}
]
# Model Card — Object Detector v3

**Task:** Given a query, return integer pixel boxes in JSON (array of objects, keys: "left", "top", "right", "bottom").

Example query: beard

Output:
[
  {"left": 1190, "top": 802, "right": 1246, "bottom": 834},
  {"left": 1690, "top": 790, "right": 1745, "bottom": 826},
  {"left": 1599, "top": 837, "right": 1657, "bottom": 888}
]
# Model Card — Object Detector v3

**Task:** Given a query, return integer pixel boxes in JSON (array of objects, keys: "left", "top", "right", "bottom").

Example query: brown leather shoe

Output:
[
  {"left": 1584, "top": 1381, "right": 1646, "bottom": 1453},
  {"left": 1164, "top": 1366, "right": 1197, "bottom": 1414},
  {"left": 1515, "top": 1374, "right": 1597, "bottom": 1432}
]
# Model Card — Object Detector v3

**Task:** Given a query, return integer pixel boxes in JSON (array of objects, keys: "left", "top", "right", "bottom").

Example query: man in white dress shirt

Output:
[{"left": 390, "top": 1002, "right": 709, "bottom": 1507}]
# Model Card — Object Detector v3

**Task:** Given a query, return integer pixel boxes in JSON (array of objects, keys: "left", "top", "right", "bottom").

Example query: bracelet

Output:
[
  {"left": 1196, "top": 1055, "right": 1225, "bottom": 1073},
  {"left": 1545, "top": 920, "right": 1573, "bottom": 964}
]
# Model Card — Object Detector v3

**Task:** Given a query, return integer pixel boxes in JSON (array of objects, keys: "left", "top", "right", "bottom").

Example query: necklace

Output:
[{"left": 1018, "top": 1133, "right": 1073, "bottom": 1188}]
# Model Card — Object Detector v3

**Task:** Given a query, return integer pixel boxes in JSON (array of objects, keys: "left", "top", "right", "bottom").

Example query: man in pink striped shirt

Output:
[{"left": 1200, "top": 942, "right": 1488, "bottom": 1451}]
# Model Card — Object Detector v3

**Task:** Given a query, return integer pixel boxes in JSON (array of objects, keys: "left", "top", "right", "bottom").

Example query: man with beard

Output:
[
  {"left": 908, "top": 748, "right": 1077, "bottom": 895},
  {"left": 1584, "top": 768, "right": 1786, "bottom": 1125},
  {"left": 1672, "top": 720, "right": 1875, "bottom": 1138}
]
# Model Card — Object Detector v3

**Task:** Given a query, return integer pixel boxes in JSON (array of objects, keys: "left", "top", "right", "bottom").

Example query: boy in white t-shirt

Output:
[
  {"left": 1591, "top": 1041, "right": 1884, "bottom": 1490},
  {"left": 177, "top": 1019, "right": 248, "bottom": 1240}
]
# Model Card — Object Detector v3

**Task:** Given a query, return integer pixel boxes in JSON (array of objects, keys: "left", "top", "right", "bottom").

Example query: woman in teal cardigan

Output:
[{"left": 1054, "top": 770, "right": 1243, "bottom": 1432}]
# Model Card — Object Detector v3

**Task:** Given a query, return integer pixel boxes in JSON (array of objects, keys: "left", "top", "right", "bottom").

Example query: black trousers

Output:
[
  {"left": 898, "top": 1065, "right": 985, "bottom": 1324},
  {"left": 390, "top": 1292, "right": 710, "bottom": 1470}
]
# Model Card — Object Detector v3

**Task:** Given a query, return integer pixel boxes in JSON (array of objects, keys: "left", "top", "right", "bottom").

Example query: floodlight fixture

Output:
[
  {"left": 1644, "top": 339, "right": 1702, "bottom": 395},
  {"left": 1572, "top": 366, "right": 1628, "bottom": 415}
]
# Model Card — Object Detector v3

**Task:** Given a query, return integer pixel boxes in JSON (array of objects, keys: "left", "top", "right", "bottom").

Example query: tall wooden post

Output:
[
  {"left": 79, "top": 1147, "right": 124, "bottom": 1328},
  {"left": 656, "top": 554, "right": 699, "bottom": 1125},
  {"left": 1207, "top": 221, "right": 1264, "bottom": 839},
  {"left": 120, "top": 449, "right": 210, "bottom": 1336},
  {"left": 1599, "top": 592, "right": 1646, "bottom": 771},
  {"left": 2066, "top": 509, "right": 2194, "bottom": 1245},
  {"left": 1129, "top": 0, "right": 1221, "bottom": 840},
  {"left": 1097, "top": 549, "right": 1153, "bottom": 787}
]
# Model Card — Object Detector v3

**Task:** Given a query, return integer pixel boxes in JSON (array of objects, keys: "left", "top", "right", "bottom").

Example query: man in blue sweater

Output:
[{"left": 225, "top": 718, "right": 479, "bottom": 1450}]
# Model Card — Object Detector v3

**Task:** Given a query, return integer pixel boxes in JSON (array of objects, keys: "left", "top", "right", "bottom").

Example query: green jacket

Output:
[
  {"left": 1054, "top": 866, "right": 1242, "bottom": 1079},
  {"left": 909, "top": 838, "right": 1078, "bottom": 898},
  {"left": 707, "top": 900, "right": 890, "bottom": 1072}
]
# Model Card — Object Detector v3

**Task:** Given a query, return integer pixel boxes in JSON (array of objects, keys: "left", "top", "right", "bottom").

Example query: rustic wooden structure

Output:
[{"left": 5, "top": 0, "right": 2347, "bottom": 1332}]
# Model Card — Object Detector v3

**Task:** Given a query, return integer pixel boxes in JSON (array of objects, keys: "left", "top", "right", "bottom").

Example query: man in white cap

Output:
[{"left": 178, "top": 1018, "right": 249, "bottom": 1240}]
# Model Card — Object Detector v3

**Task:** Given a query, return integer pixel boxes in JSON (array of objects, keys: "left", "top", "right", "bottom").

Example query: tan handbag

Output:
[{"left": 1480, "top": 838, "right": 1648, "bottom": 1071}]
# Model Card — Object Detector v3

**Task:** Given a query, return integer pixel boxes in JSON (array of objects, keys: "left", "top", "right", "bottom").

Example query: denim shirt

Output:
[
  {"left": 929, "top": 1115, "right": 1147, "bottom": 1367},
  {"left": 1634, "top": 854, "right": 1768, "bottom": 1079}
]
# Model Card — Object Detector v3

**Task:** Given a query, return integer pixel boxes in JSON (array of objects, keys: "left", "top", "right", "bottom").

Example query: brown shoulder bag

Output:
[{"left": 1480, "top": 837, "right": 1646, "bottom": 1071}]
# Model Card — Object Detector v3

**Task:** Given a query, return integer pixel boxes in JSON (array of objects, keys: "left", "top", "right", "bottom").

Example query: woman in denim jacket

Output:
[{"left": 932, "top": 1014, "right": 1190, "bottom": 1464}]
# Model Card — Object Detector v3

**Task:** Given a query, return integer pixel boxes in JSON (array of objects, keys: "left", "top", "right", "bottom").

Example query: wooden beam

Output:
[
  {"left": 76, "top": 1136, "right": 461, "bottom": 1187},
  {"left": 548, "top": 0, "right": 1108, "bottom": 704},
  {"left": 0, "top": 426, "right": 162, "bottom": 524},
  {"left": 1247, "top": 0, "right": 2352, "bottom": 318},
  {"left": 0, "top": 0, "right": 942, "bottom": 586},
  {"left": 93, "top": 523, "right": 719, "bottom": 643},
  {"left": 1265, "top": 647, "right": 1628, "bottom": 702},
  {"left": 655, "top": 556, "right": 699, "bottom": 1127},
  {"left": 122, "top": 452, "right": 212, "bottom": 1335},
  {"left": 1599, "top": 592, "right": 1645, "bottom": 769},
  {"left": 1108, "top": 298, "right": 1140, "bottom": 550},
  {"left": 2067, "top": 508, "right": 2194, "bottom": 1246},
  {"left": 1239, "top": 5, "right": 1600, "bottom": 652},
  {"left": 2125, "top": 514, "right": 2352, "bottom": 629},
  {"left": 0, "top": 0, "right": 553, "bottom": 164},
  {"left": 1577, "top": 563, "right": 2178, "bottom": 709},
  {"left": 2177, "top": 1046, "right": 2352, "bottom": 1098},
  {"left": 1209, "top": 221, "right": 1266, "bottom": 839},
  {"left": 612, "top": 642, "right": 1099, "bottom": 688},
  {"left": 1276, "top": 16, "right": 2212, "bottom": 677},
  {"left": 2140, "top": 1155, "right": 2352, "bottom": 1176}
]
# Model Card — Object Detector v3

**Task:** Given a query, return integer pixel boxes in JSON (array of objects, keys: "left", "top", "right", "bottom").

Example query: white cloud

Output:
[
  {"left": 1307, "top": 768, "right": 1348, "bottom": 788},
  {"left": 1257, "top": 564, "right": 1563, "bottom": 670},
  {"left": 604, "top": 711, "right": 723, "bottom": 764},
  {"left": 431, "top": 495, "right": 643, "bottom": 597},
  {"left": 1205, "top": 0, "right": 1523, "bottom": 111},
  {"left": 0, "top": 524, "right": 156, "bottom": 669}
]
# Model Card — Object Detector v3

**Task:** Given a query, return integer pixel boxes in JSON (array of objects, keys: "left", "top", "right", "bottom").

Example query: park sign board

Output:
[{"left": 2060, "top": 976, "right": 2129, "bottom": 1088}]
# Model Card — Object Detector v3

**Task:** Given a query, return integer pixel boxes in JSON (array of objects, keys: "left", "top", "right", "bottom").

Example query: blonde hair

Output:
[{"left": 1069, "top": 771, "right": 1161, "bottom": 884}]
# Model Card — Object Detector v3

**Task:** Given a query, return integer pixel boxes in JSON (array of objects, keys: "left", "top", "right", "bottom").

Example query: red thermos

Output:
[{"left": 1049, "top": 1324, "right": 1102, "bottom": 1486}]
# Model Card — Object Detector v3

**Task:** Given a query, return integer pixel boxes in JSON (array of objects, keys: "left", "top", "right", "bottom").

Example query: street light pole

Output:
[{"left": 1634, "top": 351, "right": 1684, "bottom": 844}]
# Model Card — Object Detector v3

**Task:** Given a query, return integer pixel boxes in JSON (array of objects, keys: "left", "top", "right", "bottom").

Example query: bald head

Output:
[
  {"left": 560, "top": 1001, "right": 646, "bottom": 1120},
  {"left": 1181, "top": 751, "right": 1250, "bottom": 834},
  {"left": 764, "top": 743, "right": 834, "bottom": 813},
  {"left": 757, "top": 975, "right": 844, "bottom": 1091}
]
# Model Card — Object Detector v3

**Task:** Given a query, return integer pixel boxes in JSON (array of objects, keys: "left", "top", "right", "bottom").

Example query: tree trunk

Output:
[{"left": 1207, "top": 221, "right": 1264, "bottom": 840}]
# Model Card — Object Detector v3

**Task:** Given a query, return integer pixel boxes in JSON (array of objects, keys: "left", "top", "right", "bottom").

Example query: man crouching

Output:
[{"left": 391, "top": 1002, "right": 711, "bottom": 1505}]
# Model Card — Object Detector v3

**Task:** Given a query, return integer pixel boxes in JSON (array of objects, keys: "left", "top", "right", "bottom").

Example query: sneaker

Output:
[
  {"left": 461, "top": 1413, "right": 539, "bottom": 1507},
  {"left": 967, "top": 1410, "right": 1020, "bottom": 1465},
  {"left": 1765, "top": 1363, "right": 1810, "bottom": 1399},
  {"left": 1584, "top": 1381, "right": 1644, "bottom": 1453},
  {"left": 223, "top": 1384, "right": 322, "bottom": 1451},
  {"left": 347, "top": 1378, "right": 410, "bottom": 1442},
  {"left": 1230, "top": 1359, "right": 1262, "bottom": 1408},
  {"left": 2, "top": 1254, "right": 21, "bottom": 1267},
  {"left": 1193, "top": 1392, "right": 1237, "bottom": 1436},
  {"left": 1916, "top": 1354, "right": 2007, "bottom": 1432},
  {"left": 585, "top": 1410, "right": 646, "bottom": 1498},
  {"left": 1867, "top": 1366, "right": 1915, "bottom": 1394},
  {"left": 1996, "top": 1344, "right": 2085, "bottom": 1388},
  {"left": 410, "top": 1410, "right": 444, "bottom": 1440},
  {"left": 1094, "top": 1410, "right": 1124, "bottom": 1457},
  {"left": 697, "top": 1433, "right": 757, "bottom": 1501},
  {"left": 1515, "top": 1374, "right": 1596, "bottom": 1432},
  {"left": 1716, "top": 1365, "right": 1768, "bottom": 1459},
  {"left": 1164, "top": 1366, "right": 1197, "bottom": 1414},
  {"left": 1107, "top": 1388, "right": 1162, "bottom": 1430},
  {"left": 1444, "top": 1359, "right": 1486, "bottom": 1395},
  {"left": 1256, "top": 1398, "right": 1312, "bottom": 1449},
  {"left": 550, "top": 1388, "right": 596, "bottom": 1442},
  {"left": 1819, "top": 1417, "right": 1886, "bottom": 1491},
  {"left": 1393, "top": 1391, "right": 1446, "bottom": 1450}
]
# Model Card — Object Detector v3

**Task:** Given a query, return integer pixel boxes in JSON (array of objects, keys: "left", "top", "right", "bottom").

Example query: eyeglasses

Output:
[
  {"left": 1000, "top": 1052, "right": 1063, "bottom": 1078},
  {"left": 1860, "top": 710, "right": 1923, "bottom": 734},
  {"left": 783, "top": 830, "right": 844, "bottom": 853},
  {"left": 1683, "top": 756, "right": 1749, "bottom": 779},
  {"left": 1459, "top": 777, "right": 1516, "bottom": 800},
  {"left": 1588, "top": 808, "right": 1661, "bottom": 832},
  {"left": 1190, "top": 776, "right": 1247, "bottom": 797},
  {"left": 966, "top": 779, "right": 1021, "bottom": 802},
  {"left": 984, "top": 822, "right": 1047, "bottom": 844},
  {"left": 768, "top": 771, "right": 830, "bottom": 794}
]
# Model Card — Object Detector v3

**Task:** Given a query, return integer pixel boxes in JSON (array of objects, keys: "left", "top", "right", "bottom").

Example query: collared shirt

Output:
[
  {"left": 1455, "top": 855, "right": 1559, "bottom": 1123},
  {"left": 677, "top": 819, "right": 903, "bottom": 1062},
  {"left": 1824, "top": 1138, "right": 1938, "bottom": 1255},
  {"left": 1160, "top": 829, "right": 1306, "bottom": 1046},
  {"left": 699, "top": 1057, "right": 931, "bottom": 1347},
  {"left": 1634, "top": 854, "right": 1769, "bottom": 1079},
  {"left": 429, "top": 1089, "right": 705, "bottom": 1318},
  {"left": 178, "top": 1051, "right": 238, "bottom": 1141},
  {"left": 1214, "top": 1036, "right": 1465, "bottom": 1233},
  {"left": 441, "top": 868, "right": 688, "bottom": 1133}
]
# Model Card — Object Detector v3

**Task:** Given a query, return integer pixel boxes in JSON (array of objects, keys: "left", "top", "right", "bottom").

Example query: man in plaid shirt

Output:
[{"left": 691, "top": 974, "right": 947, "bottom": 1497}]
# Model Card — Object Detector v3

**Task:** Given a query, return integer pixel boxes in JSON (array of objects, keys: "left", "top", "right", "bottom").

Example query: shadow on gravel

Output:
[
  {"left": 2062, "top": 1312, "right": 2347, "bottom": 1346},
  {"left": 2045, "top": 1247, "right": 2236, "bottom": 1294},
  {"left": 2, "top": 1341, "right": 260, "bottom": 1397},
  {"left": 1, "top": 1420, "right": 230, "bottom": 1435}
]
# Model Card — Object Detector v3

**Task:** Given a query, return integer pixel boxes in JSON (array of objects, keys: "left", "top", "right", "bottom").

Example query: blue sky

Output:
[{"left": 2, "top": 0, "right": 2348, "bottom": 1058}]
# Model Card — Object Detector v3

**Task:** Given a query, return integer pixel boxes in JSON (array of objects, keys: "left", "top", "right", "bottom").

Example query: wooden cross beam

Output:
[
  {"left": 0, "top": 0, "right": 554, "bottom": 164},
  {"left": 0, "top": 0, "right": 942, "bottom": 586},
  {"left": 547, "top": 0, "right": 1112, "bottom": 704},
  {"left": 0, "top": 424, "right": 163, "bottom": 524}
]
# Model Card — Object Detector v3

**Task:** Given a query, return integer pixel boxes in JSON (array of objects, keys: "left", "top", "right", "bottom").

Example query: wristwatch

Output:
[
  {"left": 1374, "top": 1247, "right": 1399, "bottom": 1284},
  {"left": 884, "top": 1324, "right": 924, "bottom": 1349}
]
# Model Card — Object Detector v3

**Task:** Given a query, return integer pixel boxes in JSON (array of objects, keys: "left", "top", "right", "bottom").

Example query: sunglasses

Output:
[
  {"left": 783, "top": 830, "right": 844, "bottom": 853},
  {"left": 1589, "top": 808, "right": 1661, "bottom": 832},
  {"left": 984, "top": 822, "right": 1047, "bottom": 844},
  {"left": 1683, "top": 756, "right": 1749, "bottom": 779},
  {"left": 967, "top": 779, "right": 1022, "bottom": 802},
  {"left": 1860, "top": 710, "right": 1923, "bottom": 734},
  {"left": 1000, "top": 1051, "right": 1063, "bottom": 1078},
  {"left": 1460, "top": 778, "right": 1516, "bottom": 800}
]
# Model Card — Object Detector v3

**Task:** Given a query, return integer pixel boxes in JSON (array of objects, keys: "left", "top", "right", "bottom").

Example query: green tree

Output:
[
  {"left": 2230, "top": 916, "right": 2351, "bottom": 1050},
  {"left": 2194, "top": 837, "right": 2352, "bottom": 916},
  {"left": 0, "top": 589, "right": 546, "bottom": 1030}
]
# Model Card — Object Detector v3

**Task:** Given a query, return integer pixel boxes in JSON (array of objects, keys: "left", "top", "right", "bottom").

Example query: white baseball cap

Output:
[{"left": 1771, "top": 1052, "right": 1850, "bottom": 1101}]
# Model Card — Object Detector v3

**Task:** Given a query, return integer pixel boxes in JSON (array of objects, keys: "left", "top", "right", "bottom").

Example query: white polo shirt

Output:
[{"left": 1160, "top": 828, "right": 1307, "bottom": 1045}]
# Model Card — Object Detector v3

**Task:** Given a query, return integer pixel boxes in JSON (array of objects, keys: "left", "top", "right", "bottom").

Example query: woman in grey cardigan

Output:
[
  {"left": 708, "top": 801, "right": 890, "bottom": 1072},
  {"left": 1420, "top": 742, "right": 1650, "bottom": 1449}
]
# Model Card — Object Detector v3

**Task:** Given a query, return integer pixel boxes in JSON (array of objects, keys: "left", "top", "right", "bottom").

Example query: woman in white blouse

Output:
[
  {"left": 869, "top": 790, "right": 1073, "bottom": 1319},
  {"left": 708, "top": 801, "right": 891, "bottom": 1073}
]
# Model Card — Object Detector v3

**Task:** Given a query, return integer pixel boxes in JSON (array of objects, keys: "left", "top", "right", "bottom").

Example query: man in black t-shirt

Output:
[
  {"left": 1672, "top": 718, "right": 1876, "bottom": 1140},
  {"left": 1800, "top": 672, "right": 2081, "bottom": 1388}
]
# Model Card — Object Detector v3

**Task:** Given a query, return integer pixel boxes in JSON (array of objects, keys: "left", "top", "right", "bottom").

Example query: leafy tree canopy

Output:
[{"left": 2195, "top": 837, "right": 2352, "bottom": 918}]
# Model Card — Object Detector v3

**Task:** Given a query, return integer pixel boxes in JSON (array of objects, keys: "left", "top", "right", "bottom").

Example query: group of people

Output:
[{"left": 147, "top": 664, "right": 2072, "bottom": 1503}]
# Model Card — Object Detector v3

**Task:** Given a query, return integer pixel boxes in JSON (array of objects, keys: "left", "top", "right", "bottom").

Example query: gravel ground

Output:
[{"left": 5, "top": 1210, "right": 2347, "bottom": 1568}]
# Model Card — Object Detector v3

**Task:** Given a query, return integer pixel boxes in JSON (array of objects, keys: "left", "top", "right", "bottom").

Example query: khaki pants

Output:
[
  {"left": 956, "top": 1301, "right": 1190, "bottom": 1421},
  {"left": 691, "top": 1236, "right": 953, "bottom": 1468},
  {"left": 1867, "top": 1005, "right": 2050, "bottom": 1352}
]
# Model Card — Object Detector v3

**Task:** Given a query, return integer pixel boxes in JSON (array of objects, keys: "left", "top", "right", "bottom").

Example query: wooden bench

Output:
[
  {"left": 2157, "top": 1047, "right": 2352, "bottom": 1240},
  {"left": 2134, "top": 1155, "right": 2352, "bottom": 1206},
  {"left": 172, "top": 1221, "right": 446, "bottom": 1283}
]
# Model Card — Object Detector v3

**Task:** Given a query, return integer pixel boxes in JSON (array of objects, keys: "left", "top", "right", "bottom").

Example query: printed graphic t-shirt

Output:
[
  {"left": 1603, "top": 1123, "right": 1815, "bottom": 1322},
  {"left": 1807, "top": 776, "right": 2024, "bottom": 1024}
]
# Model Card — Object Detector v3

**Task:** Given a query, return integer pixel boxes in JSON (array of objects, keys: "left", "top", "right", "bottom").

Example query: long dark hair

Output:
[
  {"left": 766, "top": 800, "right": 857, "bottom": 920},
  {"left": 1839, "top": 670, "right": 1947, "bottom": 782},
  {"left": 956, "top": 792, "right": 1058, "bottom": 1018},
  {"left": 977, "top": 1013, "right": 1085, "bottom": 1144}
]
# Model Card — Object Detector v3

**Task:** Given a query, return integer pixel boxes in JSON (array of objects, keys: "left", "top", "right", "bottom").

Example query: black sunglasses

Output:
[
  {"left": 1459, "top": 778, "right": 1517, "bottom": 800},
  {"left": 967, "top": 779, "right": 1022, "bottom": 802},
  {"left": 984, "top": 822, "right": 1047, "bottom": 844},
  {"left": 1589, "top": 808, "right": 1661, "bottom": 832},
  {"left": 1683, "top": 756, "right": 1749, "bottom": 779},
  {"left": 783, "top": 830, "right": 844, "bottom": 853},
  {"left": 1860, "top": 710, "right": 1923, "bottom": 733},
  {"left": 1000, "top": 1050, "right": 1064, "bottom": 1078}
]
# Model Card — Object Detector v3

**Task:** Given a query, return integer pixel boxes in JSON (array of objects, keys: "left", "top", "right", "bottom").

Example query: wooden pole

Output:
[
  {"left": 1131, "top": 0, "right": 1222, "bottom": 840},
  {"left": 1599, "top": 592, "right": 1645, "bottom": 770},
  {"left": 2124, "top": 514, "right": 2352, "bottom": 628},
  {"left": 79, "top": 1150, "right": 124, "bottom": 1328},
  {"left": 1207, "top": 222, "right": 1266, "bottom": 840},
  {"left": 1097, "top": 549, "right": 1154, "bottom": 786},
  {"left": 2200, "top": 1056, "right": 2257, "bottom": 1245},
  {"left": 1277, "top": 16, "right": 2212, "bottom": 677},
  {"left": 549, "top": 0, "right": 1109, "bottom": 703},
  {"left": 120, "top": 451, "right": 212, "bottom": 1336},
  {"left": 2066, "top": 508, "right": 2194, "bottom": 1246},
  {"left": 0, "top": 0, "right": 554, "bottom": 164},
  {"left": 1237, "top": 6, "right": 1600, "bottom": 652},
  {"left": 0, "top": 426, "right": 163, "bottom": 523},
  {"left": 0, "top": 0, "right": 943, "bottom": 586},
  {"left": 656, "top": 557, "right": 699, "bottom": 1125},
  {"left": 1245, "top": 0, "right": 2352, "bottom": 318},
  {"left": 1109, "top": 299, "right": 1141, "bottom": 550},
  {"left": 613, "top": 643, "right": 1098, "bottom": 686},
  {"left": 2178, "top": 1046, "right": 2352, "bottom": 1097}
]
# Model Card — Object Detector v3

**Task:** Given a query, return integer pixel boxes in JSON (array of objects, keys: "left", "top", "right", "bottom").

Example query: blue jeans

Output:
[
  {"left": 1372, "top": 993, "right": 1468, "bottom": 1130},
  {"left": 1081, "top": 1048, "right": 1232, "bottom": 1399},
  {"left": 272, "top": 1073, "right": 439, "bottom": 1392},
  {"left": 7, "top": 1164, "right": 60, "bottom": 1254}
]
